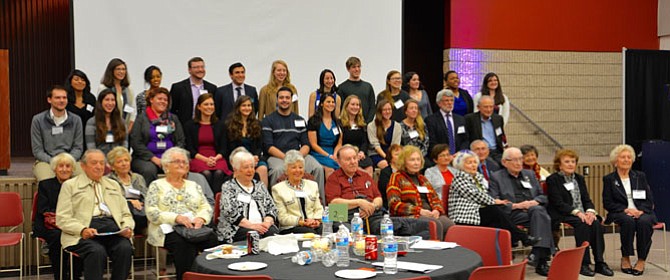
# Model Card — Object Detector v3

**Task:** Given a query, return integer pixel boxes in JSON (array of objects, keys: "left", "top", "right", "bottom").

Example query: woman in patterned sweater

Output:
[
  {"left": 387, "top": 145, "right": 453, "bottom": 240},
  {"left": 449, "top": 150, "right": 539, "bottom": 246}
]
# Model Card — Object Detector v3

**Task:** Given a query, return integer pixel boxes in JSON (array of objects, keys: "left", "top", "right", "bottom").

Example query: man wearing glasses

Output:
[{"left": 488, "top": 147, "right": 554, "bottom": 276}]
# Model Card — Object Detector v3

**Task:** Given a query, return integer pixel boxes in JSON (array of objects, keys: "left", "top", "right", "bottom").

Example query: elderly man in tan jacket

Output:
[{"left": 56, "top": 149, "right": 134, "bottom": 280}]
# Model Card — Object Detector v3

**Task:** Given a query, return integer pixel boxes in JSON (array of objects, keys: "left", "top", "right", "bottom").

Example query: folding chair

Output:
[{"left": 0, "top": 192, "right": 25, "bottom": 279}]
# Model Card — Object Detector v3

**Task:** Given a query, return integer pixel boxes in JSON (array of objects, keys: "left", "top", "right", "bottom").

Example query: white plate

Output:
[
  {"left": 227, "top": 261, "right": 268, "bottom": 271},
  {"left": 334, "top": 269, "right": 377, "bottom": 279}
]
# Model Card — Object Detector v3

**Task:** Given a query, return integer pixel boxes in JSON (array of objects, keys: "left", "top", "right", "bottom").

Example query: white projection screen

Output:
[{"left": 73, "top": 0, "right": 402, "bottom": 114}]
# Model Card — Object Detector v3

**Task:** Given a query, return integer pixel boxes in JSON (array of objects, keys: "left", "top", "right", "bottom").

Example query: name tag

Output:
[
  {"left": 156, "top": 125, "right": 169, "bottom": 133},
  {"left": 495, "top": 127, "right": 503, "bottom": 136},
  {"left": 294, "top": 119, "right": 306, "bottom": 128},
  {"left": 416, "top": 186, "right": 429, "bottom": 194},
  {"left": 105, "top": 133, "right": 114, "bottom": 143},
  {"left": 564, "top": 182, "right": 575, "bottom": 191},
  {"left": 408, "top": 130, "right": 419, "bottom": 139},
  {"left": 156, "top": 141, "right": 167, "bottom": 150},
  {"left": 201, "top": 89, "right": 208, "bottom": 94},
  {"left": 333, "top": 127, "right": 340, "bottom": 135},
  {"left": 128, "top": 188, "right": 141, "bottom": 196},
  {"left": 633, "top": 190, "right": 646, "bottom": 200},
  {"left": 237, "top": 193, "right": 251, "bottom": 203},
  {"left": 315, "top": 100, "right": 320, "bottom": 107},
  {"left": 481, "top": 180, "right": 489, "bottom": 189},
  {"left": 520, "top": 181, "right": 533, "bottom": 189},
  {"left": 123, "top": 104, "right": 135, "bottom": 114},
  {"left": 292, "top": 94, "right": 299, "bottom": 103},
  {"left": 86, "top": 104, "right": 95, "bottom": 112},
  {"left": 394, "top": 99, "right": 404, "bottom": 109},
  {"left": 351, "top": 124, "right": 358, "bottom": 130},
  {"left": 457, "top": 126, "right": 465, "bottom": 134},
  {"left": 52, "top": 126, "right": 63, "bottom": 135},
  {"left": 295, "top": 190, "right": 307, "bottom": 198}
]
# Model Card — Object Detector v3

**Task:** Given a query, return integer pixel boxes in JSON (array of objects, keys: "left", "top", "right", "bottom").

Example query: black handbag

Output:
[{"left": 173, "top": 225, "right": 215, "bottom": 243}]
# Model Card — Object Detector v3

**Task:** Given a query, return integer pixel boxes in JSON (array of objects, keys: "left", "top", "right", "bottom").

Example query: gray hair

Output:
[
  {"left": 435, "top": 89, "right": 455, "bottom": 104},
  {"left": 81, "top": 149, "right": 105, "bottom": 164},
  {"left": 502, "top": 147, "right": 521, "bottom": 161},
  {"left": 232, "top": 150, "right": 254, "bottom": 171},
  {"left": 609, "top": 144, "right": 636, "bottom": 166},
  {"left": 470, "top": 139, "right": 489, "bottom": 150},
  {"left": 337, "top": 144, "right": 359, "bottom": 159},
  {"left": 284, "top": 150, "right": 305, "bottom": 170},
  {"left": 160, "top": 147, "right": 190, "bottom": 168},
  {"left": 49, "top": 152, "right": 76, "bottom": 171},
  {"left": 452, "top": 150, "right": 480, "bottom": 171},
  {"left": 229, "top": 146, "right": 250, "bottom": 166},
  {"left": 106, "top": 146, "right": 131, "bottom": 166},
  {"left": 477, "top": 95, "right": 494, "bottom": 106}
]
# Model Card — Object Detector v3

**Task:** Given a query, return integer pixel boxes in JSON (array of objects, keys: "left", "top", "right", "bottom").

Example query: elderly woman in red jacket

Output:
[{"left": 387, "top": 145, "right": 453, "bottom": 240}]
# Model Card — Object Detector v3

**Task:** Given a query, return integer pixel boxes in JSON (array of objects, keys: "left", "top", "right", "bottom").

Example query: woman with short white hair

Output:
[
  {"left": 145, "top": 147, "right": 216, "bottom": 280},
  {"left": 272, "top": 150, "right": 324, "bottom": 234},
  {"left": 603, "top": 144, "right": 655, "bottom": 275},
  {"left": 218, "top": 150, "right": 279, "bottom": 243}
]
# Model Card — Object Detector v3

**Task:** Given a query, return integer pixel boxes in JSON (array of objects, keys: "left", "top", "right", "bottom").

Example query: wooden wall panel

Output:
[{"left": 0, "top": 0, "right": 73, "bottom": 157}]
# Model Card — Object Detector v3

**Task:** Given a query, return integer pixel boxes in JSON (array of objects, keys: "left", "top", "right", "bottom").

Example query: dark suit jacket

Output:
[
  {"left": 425, "top": 111, "right": 469, "bottom": 153},
  {"left": 214, "top": 83, "right": 259, "bottom": 120},
  {"left": 546, "top": 172, "right": 595, "bottom": 223},
  {"left": 602, "top": 170, "right": 654, "bottom": 215},
  {"left": 34, "top": 177, "right": 63, "bottom": 238},
  {"left": 464, "top": 112, "right": 505, "bottom": 151},
  {"left": 479, "top": 158, "right": 500, "bottom": 178},
  {"left": 489, "top": 169, "right": 547, "bottom": 204},
  {"left": 183, "top": 120, "right": 227, "bottom": 159},
  {"left": 169, "top": 78, "right": 218, "bottom": 126}
]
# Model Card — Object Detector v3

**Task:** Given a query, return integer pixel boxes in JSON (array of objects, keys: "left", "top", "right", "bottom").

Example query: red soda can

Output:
[
  {"left": 365, "top": 235, "right": 378, "bottom": 260},
  {"left": 247, "top": 231, "right": 260, "bottom": 255}
]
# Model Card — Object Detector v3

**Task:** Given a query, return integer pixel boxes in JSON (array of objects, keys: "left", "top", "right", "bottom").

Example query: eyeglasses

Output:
[
  {"left": 170, "top": 160, "right": 189, "bottom": 166},
  {"left": 504, "top": 157, "right": 524, "bottom": 163}
]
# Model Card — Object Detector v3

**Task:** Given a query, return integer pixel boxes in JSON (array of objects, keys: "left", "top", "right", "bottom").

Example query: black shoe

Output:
[
  {"left": 580, "top": 265, "right": 596, "bottom": 277},
  {"left": 522, "top": 236, "right": 542, "bottom": 247},
  {"left": 527, "top": 253, "right": 537, "bottom": 267},
  {"left": 621, "top": 267, "right": 633, "bottom": 274},
  {"left": 631, "top": 269, "right": 644, "bottom": 276},
  {"left": 535, "top": 262, "right": 550, "bottom": 276},
  {"left": 595, "top": 263, "right": 614, "bottom": 277}
]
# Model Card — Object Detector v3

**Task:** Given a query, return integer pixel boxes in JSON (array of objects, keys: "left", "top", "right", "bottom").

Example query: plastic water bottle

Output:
[
  {"left": 380, "top": 214, "right": 393, "bottom": 237},
  {"left": 322, "top": 206, "right": 333, "bottom": 237},
  {"left": 382, "top": 231, "right": 398, "bottom": 274},
  {"left": 335, "top": 224, "right": 350, "bottom": 267},
  {"left": 351, "top": 212, "right": 363, "bottom": 239},
  {"left": 291, "top": 251, "right": 316, "bottom": 265},
  {"left": 353, "top": 229, "right": 365, "bottom": 256}
]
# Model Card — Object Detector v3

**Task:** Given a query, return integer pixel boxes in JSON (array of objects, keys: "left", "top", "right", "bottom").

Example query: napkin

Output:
[
  {"left": 410, "top": 240, "right": 459, "bottom": 250},
  {"left": 260, "top": 235, "right": 300, "bottom": 255}
]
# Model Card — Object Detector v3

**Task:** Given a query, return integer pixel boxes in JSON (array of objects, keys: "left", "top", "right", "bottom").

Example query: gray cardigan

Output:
[{"left": 31, "top": 110, "right": 83, "bottom": 162}]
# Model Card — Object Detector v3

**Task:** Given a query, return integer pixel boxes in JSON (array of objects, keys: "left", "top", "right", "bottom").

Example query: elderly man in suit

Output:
[
  {"left": 425, "top": 90, "right": 469, "bottom": 157},
  {"left": 470, "top": 140, "right": 500, "bottom": 181},
  {"left": 465, "top": 95, "right": 506, "bottom": 163},
  {"left": 170, "top": 57, "right": 218, "bottom": 125},
  {"left": 489, "top": 147, "right": 554, "bottom": 276},
  {"left": 56, "top": 149, "right": 134, "bottom": 280},
  {"left": 214, "top": 62, "right": 259, "bottom": 120}
]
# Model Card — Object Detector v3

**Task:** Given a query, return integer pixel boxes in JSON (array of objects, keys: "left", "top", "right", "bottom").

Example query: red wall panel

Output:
[{"left": 448, "top": 0, "right": 658, "bottom": 51}]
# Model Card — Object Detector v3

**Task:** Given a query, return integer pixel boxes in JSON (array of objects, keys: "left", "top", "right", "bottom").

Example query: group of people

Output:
[{"left": 29, "top": 55, "right": 656, "bottom": 279}]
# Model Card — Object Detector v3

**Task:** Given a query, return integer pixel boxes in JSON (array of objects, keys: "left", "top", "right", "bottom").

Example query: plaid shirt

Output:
[
  {"left": 448, "top": 171, "right": 495, "bottom": 225},
  {"left": 387, "top": 171, "right": 444, "bottom": 218}
]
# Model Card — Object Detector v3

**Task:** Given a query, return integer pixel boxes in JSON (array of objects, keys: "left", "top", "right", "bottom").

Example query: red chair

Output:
[
  {"left": 547, "top": 241, "right": 589, "bottom": 280},
  {"left": 183, "top": 271, "right": 272, "bottom": 279},
  {"left": 468, "top": 259, "right": 527, "bottom": 280},
  {"left": 445, "top": 225, "right": 512, "bottom": 266},
  {"left": 441, "top": 184, "right": 451, "bottom": 214},
  {"left": 0, "top": 192, "right": 25, "bottom": 278},
  {"left": 427, "top": 220, "right": 438, "bottom": 240},
  {"left": 214, "top": 192, "right": 222, "bottom": 223}
]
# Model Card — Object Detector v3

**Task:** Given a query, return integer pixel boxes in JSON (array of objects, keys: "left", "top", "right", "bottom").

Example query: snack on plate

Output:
[
  {"left": 222, "top": 244, "right": 233, "bottom": 254},
  {"left": 303, "top": 232, "right": 316, "bottom": 239}
]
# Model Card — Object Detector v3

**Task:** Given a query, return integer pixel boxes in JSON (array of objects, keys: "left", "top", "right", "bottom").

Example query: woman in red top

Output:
[{"left": 387, "top": 145, "right": 454, "bottom": 240}]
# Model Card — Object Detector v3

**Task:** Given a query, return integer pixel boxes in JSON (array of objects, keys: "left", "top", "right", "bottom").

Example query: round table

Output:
[{"left": 192, "top": 246, "right": 482, "bottom": 280}]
